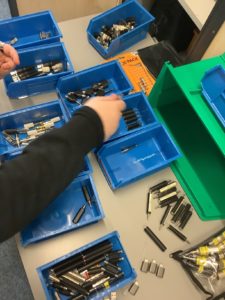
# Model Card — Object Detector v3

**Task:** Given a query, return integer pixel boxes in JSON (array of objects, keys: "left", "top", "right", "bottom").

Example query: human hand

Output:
[
  {"left": 0, "top": 43, "right": 20, "bottom": 79},
  {"left": 84, "top": 94, "right": 126, "bottom": 141}
]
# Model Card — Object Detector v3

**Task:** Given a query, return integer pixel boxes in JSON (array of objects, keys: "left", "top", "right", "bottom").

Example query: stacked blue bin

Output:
[{"left": 0, "top": 11, "right": 74, "bottom": 98}]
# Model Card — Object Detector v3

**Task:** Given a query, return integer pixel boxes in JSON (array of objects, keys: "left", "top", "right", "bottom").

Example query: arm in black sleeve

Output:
[{"left": 0, "top": 106, "right": 104, "bottom": 242}]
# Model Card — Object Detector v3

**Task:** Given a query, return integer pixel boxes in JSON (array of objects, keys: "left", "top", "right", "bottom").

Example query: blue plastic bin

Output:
[
  {"left": 0, "top": 100, "right": 66, "bottom": 160},
  {"left": 0, "top": 11, "right": 62, "bottom": 49},
  {"left": 0, "top": 99, "right": 92, "bottom": 175},
  {"left": 37, "top": 231, "right": 136, "bottom": 300},
  {"left": 4, "top": 42, "right": 74, "bottom": 99},
  {"left": 87, "top": 0, "right": 155, "bottom": 58},
  {"left": 201, "top": 65, "right": 225, "bottom": 128},
  {"left": 20, "top": 175, "right": 104, "bottom": 246},
  {"left": 57, "top": 60, "right": 133, "bottom": 118},
  {"left": 96, "top": 124, "right": 181, "bottom": 189}
]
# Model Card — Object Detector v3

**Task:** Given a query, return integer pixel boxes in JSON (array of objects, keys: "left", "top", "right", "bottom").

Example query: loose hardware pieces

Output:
[
  {"left": 39, "top": 31, "right": 51, "bottom": 39},
  {"left": 159, "top": 205, "right": 172, "bottom": 230},
  {"left": 2, "top": 116, "right": 61, "bottom": 147},
  {"left": 81, "top": 185, "right": 92, "bottom": 207},
  {"left": 72, "top": 204, "right": 86, "bottom": 224},
  {"left": 146, "top": 189, "right": 152, "bottom": 219},
  {"left": 10, "top": 61, "right": 64, "bottom": 82},
  {"left": 149, "top": 259, "right": 158, "bottom": 274},
  {"left": 167, "top": 225, "right": 190, "bottom": 244},
  {"left": 48, "top": 240, "right": 125, "bottom": 298},
  {"left": 65, "top": 80, "right": 111, "bottom": 105},
  {"left": 122, "top": 108, "right": 141, "bottom": 131},
  {"left": 140, "top": 259, "right": 150, "bottom": 273},
  {"left": 128, "top": 281, "right": 139, "bottom": 295},
  {"left": 156, "top": 264, "right": 165, "bottom": 278},
  {"left": 140, "top": 259, "right": 165, "bottom": 278},
  {"left": 144, "top": 226, "right": 167, "bottom": 252},
  {"left": 120, "top": 144, "right": 138, "bottom": 153},
  {"left": 148, "top": 180, "right": 193, "bottom": 232},
  {"left": 95, "top": 17, "right": 136, "bottom": 49}
]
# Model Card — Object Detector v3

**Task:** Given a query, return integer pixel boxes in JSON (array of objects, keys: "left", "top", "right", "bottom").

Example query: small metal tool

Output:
[
  {"left": 81, "top": 185, "right": 92, "bottom": 207},
  {"left": 156, "top": 264, "right": 165, "bottom": 278},
  {"left": 157, "top": 195, "right": 178, "bottom": 208},
  {"left": 144, "top": 226, "right": 167, "bottom": 252},
  {"left": 150, "top": 180, "right": 171, "bottom": 193},
  {"left": 149, "top": 260, "right": 158, "bottom": 274},
  {"left": 128, "top": 281, "right": 139, "bottom": 295},
  {"left": 159, "top": 205, "right": 171, "bottom": 229},
  {"left": 140, "top": 259, "right": 150, "bottom": 273},
  {"left": 40, "top": 31, "right": 51, "bottom": 39},
  {"left": 167, "top": 225, "right": 190, "bottom": 244},
  {"left": 159, "top": 191, "right": 177, "bottom": 202},
  {"left": 121, "top": 144, "right": 138, "bottom": 153},
  {"left": 127, "top": 122, "right": 140, "bottom": 130},
  {"left": 158, "top": 181, "right": 176, "bottom": 193},
  {"left": 72, "top": 204, "right": 86, "bottom": 224},
  {"left": 179, "top": 210, "right": 193, "bottom": 229},
  {"left": 171, "top": 203, "right": 186, "bottom": 223},
  {"left": 177, "top": 203, "right": 191, "bottom": 224},
  {"left": 171, "top": 196, "right": 184, "bottom": 215},
  {"left": 146, "top": 190, "right": 152, "bottom": 219}
]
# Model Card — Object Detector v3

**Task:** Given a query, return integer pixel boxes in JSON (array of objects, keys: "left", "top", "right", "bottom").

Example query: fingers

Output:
[
  {"left": 1, "top": 58, "right": 15, "bottom": 70},
  {"left": 116, "top": 99, "right": 126, "bottom": 111},
  {"left": 96, "top": 94, "right": 126, "bottom": 111},
  {"left": 102, "top": 94, "right": 122, "bottom": 101},
  {"left": 3, "top": 44, "right": 20, "bottom": 65}
]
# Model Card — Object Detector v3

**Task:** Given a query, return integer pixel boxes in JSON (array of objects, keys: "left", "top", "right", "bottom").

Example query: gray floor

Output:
[
  {"left": 0, "top": 0, "right": 11, "bottom": 19},
  {"left": 0, "top": 2, "right": 34, "bottom": 300},
  {"left": 0, "top": 238, "right": 34, "bottom": 300}
]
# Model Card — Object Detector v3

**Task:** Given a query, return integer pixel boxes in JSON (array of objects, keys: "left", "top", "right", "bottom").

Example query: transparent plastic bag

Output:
[{"left": 171, "top": 227, "right": 225, "bottom": 300}]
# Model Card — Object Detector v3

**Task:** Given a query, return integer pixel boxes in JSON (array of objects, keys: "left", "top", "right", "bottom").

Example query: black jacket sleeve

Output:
[{"left": 0, "top": 106, "right": 104, "bottom": 243}]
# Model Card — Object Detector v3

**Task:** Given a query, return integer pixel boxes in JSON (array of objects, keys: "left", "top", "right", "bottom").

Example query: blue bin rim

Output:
[
  {"left": 56, "top": 60, "right": 133, "bottom": 94},
  {"left": 87, "top": 0, "right": 154, "bottom": 26}
]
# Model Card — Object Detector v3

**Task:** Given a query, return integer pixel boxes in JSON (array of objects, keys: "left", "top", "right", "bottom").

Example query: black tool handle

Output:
[
  {"left": 72, "top": 205, "right": 86, "bottom": 224},
  {"left": 159, "top": 195, "right": 178, "bottom": 208},
  {"left": 167, "top": 225, "right": 188, "bottom": 242},
  {"left": 179, "top": 204, "right": 191, "bottom": 224},
  {"left": 160, "top": 205, "right": 171, "bottom": 226},
  {"left": 171, "top": 196, "right": 184, "bottom": 215},
  {"left": 179, "top": 211, "right": 193, "bottom": 229},
  {"left": 150, "top": 180, "right": 170, "bottom": 192},
  {"left": 144, "top": 226, "right": 167, "bottom": 252},
  {"left": 171, "top": 203, "right": 185, "bottom": 223}
]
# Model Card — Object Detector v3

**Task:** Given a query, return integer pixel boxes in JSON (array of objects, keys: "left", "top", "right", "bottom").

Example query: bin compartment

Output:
[
  {"left": 0, "top": 100, "right": 66, "bottom": 159},
  {"left": 107, "top": 92, "right": 157, "bottom": 142},
  {"left": 96, "top": 124, "right": 180, "bottom": 189},
  {"left": 87, "top": 0, "right": 154, "bottom": 58},
  {"left": 21, "top": 175, "right": 104, "bottom": 246},
  {"left": 0, "top": 10, "right": 62, "bottom": 49},
  {"left": 201, "top": 65, "right": 225, "bottom": 128},
  {"left": 57, "top": 61, "right": 132, "bottom": 118},
  {"left": 37, "top": 231, "right": 136, "bottom": 300},
  {"left": 4, "top": 42, "right": 73, "bottom": 98}
]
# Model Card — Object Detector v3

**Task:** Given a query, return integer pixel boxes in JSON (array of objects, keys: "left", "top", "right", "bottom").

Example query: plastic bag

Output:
[{"left": 171, "top": 227, "right": 225, "bottom": 300}]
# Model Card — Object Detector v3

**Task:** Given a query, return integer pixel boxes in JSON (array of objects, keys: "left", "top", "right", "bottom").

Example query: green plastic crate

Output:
[{"left": 148, "top": 53, "right": 225, "bottom": 221}]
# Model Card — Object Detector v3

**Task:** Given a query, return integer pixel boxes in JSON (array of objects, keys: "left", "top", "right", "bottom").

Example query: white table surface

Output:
[
  {"left": 1, "top": 14, "right": 222, "bottom": 300},
  {"left": 178, "top": 0, "right": 216, "bottom": 30}
]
